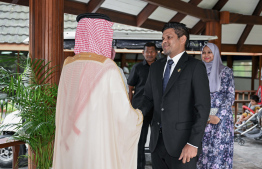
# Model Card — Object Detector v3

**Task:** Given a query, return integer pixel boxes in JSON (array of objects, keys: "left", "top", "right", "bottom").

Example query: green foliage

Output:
[
  {"left": 0, "top": 103, "right": 17, "bottom": 122},
  {"left": 0, "top": 58, "right": 58, "bottom": 169}
]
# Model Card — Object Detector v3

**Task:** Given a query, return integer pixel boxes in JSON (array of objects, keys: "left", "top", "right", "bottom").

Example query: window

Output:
[
  {"left": 0, "top": 51, "right": 28, "bottom": 73},
  {"left": 232, "top": 60, "right": 252, "bottom": 78}
]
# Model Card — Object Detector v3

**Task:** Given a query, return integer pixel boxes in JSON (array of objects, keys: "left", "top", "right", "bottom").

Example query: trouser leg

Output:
[{"left": 137, "top": 118, "right": 150, "bottom": 169}]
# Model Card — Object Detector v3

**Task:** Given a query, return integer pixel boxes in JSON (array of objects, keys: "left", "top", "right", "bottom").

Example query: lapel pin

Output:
[{"left": 178, "top": 68, "right": 181, "bottom": 72}]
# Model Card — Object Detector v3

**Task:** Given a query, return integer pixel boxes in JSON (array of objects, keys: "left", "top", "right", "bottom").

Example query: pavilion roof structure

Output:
[
  {"left": 0, "top": 1, "right": 216, "bottom": 47},
  {"left": 1, "top": 0, "right": 262, "bottom": 53},
  {"left": 1, "top": 0, "right": 262, "bottom": 87},
  {"left": 0, "top": 2, "right": 161, "bottom": 44}
]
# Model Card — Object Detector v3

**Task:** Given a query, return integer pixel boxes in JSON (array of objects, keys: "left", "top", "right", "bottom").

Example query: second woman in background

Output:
[{"left": 197, "top": 43, "right": 235, "bottom": 169}]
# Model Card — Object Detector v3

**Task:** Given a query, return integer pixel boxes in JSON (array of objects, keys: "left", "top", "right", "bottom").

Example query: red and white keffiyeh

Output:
[{"left": 74, "top": 18, "right": 114, "bottom": 58}]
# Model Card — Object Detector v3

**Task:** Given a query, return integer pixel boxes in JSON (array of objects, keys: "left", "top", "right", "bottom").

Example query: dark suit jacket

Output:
[{"left": 139, "top": 52, "right": 211, "bottom": 157}]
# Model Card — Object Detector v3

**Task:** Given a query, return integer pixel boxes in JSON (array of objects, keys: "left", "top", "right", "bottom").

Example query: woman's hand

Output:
[{"left": 208, "top": 115, "right": 220, "bottom": 124}]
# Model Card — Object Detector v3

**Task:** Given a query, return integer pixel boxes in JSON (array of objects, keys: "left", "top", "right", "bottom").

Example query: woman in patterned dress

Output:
[{"left": 197, "top": 43, "right": 235, "bottom": 169}]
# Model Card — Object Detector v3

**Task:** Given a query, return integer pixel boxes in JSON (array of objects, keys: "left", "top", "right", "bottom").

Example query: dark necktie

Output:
[{"left": 163, "top": 59, "right": 174, "bottom": 93}]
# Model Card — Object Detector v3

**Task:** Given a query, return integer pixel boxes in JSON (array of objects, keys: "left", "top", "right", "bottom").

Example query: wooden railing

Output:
[
  {"left": 233, "top": 90, "right": 257, "bottom": 123},
  {"left": 0, "top": 137, "right": 24, "bottom": 169}
]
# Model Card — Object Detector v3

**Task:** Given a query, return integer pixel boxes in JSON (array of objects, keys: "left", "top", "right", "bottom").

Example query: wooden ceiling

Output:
[{"left": 1, "top": 0, "right": 262, "bottom": 53}]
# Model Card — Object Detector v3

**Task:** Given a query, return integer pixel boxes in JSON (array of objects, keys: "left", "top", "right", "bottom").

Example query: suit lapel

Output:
[
  {"left": 163, "top": 52, "right": 189, "bottom": 96},
  {"left": 156, "top": 58, "right": 167, "bottom": 96}
]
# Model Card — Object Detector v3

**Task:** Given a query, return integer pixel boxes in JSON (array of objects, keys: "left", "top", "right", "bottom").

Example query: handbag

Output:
[{"left": 210, "top": 108, "right": 218, "bottom": 116}]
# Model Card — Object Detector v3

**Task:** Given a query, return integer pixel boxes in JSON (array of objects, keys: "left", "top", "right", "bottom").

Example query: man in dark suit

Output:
[{"left": 139, "top": 22, "right": 210, "bottom": 169}]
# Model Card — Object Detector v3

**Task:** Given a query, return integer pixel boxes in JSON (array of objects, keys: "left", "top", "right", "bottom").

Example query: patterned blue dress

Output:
[{"left": 197, "top": 67, "right": 235, "bottom": 169}]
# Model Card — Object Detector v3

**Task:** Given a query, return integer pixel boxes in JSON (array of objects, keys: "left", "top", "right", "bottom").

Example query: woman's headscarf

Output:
[
  {"left": 74, "top": 18, "right": 114, "bottom": 58},
  {"left": 202, "top": 43, "right": 226, "bottom": 93}
]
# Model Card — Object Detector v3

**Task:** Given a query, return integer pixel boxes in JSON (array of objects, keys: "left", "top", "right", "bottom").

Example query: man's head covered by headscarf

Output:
[{"left": 74, "top": 13, "right": 114, "bottom": 58}]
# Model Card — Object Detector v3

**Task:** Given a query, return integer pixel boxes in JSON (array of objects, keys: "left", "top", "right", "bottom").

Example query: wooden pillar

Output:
[
  {"left": 205, "top": 21, "right": 222, "bottom": 53},
  {"left": 28, "top": 147, "right": 36, "bottom": 169},
  {"left": 251, "top": 56, "right": 259, "bottom": 90},
  {"left": 28, "top": 1, "right": 64, "bottom": 168},
  {"left": 259, "top": 56, "right": 262, "bottom": 86},
  {"left": 12, "top": 145, "right": 20, "bottom": 169},
  {"left": 135, "top": 53, "right": 139, "bottom": 62},
  {"left": 121, "top": 53, "right": 126, "bottom": 68},
  {"left": 29, "top": 0, "right": 64, "bottom": 85},
  {"left": 227, "top": 55, "right": 233, "bottom": 68}
]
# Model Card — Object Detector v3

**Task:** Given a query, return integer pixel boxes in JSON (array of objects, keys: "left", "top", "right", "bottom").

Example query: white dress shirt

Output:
[
  {"left": 163, "top": 51, "right": 198, "bottom": 149},
  {"left": 163, "top": 51, "right": 184, "bottom": 77}
]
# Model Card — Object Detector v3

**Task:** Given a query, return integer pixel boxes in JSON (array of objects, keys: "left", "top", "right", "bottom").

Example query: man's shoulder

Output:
[
  {"left": 64, "top": 52, "right": 109, "bottom": 66},
  {"left": 151, "top": 57, "right": 166, "bottom": 67},
  {"left": 132, "top": 61, "right": 144, "bottom": 69},
  {"left": 186, "top": 54, "right": 202, "bottom": 64},
  {"left": 183, "top": 54, "right": 206, "bottom": 72},
  {"left": 157, "top": 57, "right": 167, "bottom": 62},
  {"left": 135, "top": 61, "right": 144, "bottom": 66}
]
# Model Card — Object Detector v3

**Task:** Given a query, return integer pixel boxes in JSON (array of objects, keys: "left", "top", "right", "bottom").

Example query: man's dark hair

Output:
[
  {"left": 251, "top": 95, "right": 260, "bottom": 103},
  {"left": 144, "top": 42, "right": 157, "bottom": 51},
  {"left": 162, "top": 22, "right": 189, "bottom": 48}
]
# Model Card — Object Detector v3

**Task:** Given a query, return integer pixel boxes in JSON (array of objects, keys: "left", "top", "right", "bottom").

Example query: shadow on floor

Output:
[{"left": 145, "top": 137, "right": 262, "bottom": 169}]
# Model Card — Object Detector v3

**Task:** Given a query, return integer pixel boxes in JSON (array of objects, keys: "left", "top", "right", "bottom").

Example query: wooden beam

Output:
[
  {"left": 190, "top": 21, "right": 205, "bottom": 34},
  {"left": 64, "top": 51, "right": 75, "bottom": 58},
  {"left": 2, "top": 0, "right": 262, "bottom": 26},
  {"left": 140, "top": 18, "right": 166, "bottom": 31},
  {"left": 237, "top": 0, "right": 262, "bottom": 51},
  {"left": 169, "top": 13, "right": 186, "bottom": 23},
  {"left": 206, "top": 21, "right": 221, "bottom": 52},
  {"left": 191, "top": 0, "right": 228, "bottom": 34},
  {"left": 189, "top": 0, "right": 203, "bottom": 6},
  {"left": 169, "top": 0, "right": 202, "bottom": 22},
  {"left": 86, "top": 0, "right": 105, "bottom": 13},
  {"left": 229, "top": 13, "right": 262, "bottom": 25},
  {"left": 0, "top": 43, "right": 29, "bottom": 51},
  {"left": 253, "top": 0, "right": 262, "bottom": 15},
  {"left": 137, "top": 3, "right": 158, "bottom": 27},
  {"left": 97, "top": 7, "right": 166, "bottom": 31},
  {"left": 220, "top": 11, "right": 230, "bottom": 24},
  {"left": 237, "top": 25, "right": 254, "bottom": 51},
  {"left": 221, "top": 44, "right": 262, "bottom": 53},
  {"left": 200, "top": 28, "right": 206, "bottom": 35},
  {"left": 143, "top": 0, "right": 219, "bottom": 22},
  {"left": 64, "top": 0, "right": 166, "bottom": 31},
  {"left": 213, "top": 0, "right": 229, "bottom": 11}
]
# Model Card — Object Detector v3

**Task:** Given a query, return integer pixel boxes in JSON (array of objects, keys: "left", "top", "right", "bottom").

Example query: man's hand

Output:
[
  {"left": 208, "top": 115, "right": 220, "bottom": 124},
  {"left": 128, "top": 86, "right": 134, "bottom": 101},
  {"left": 178, "top": 144, "right": 197, "bottom": 164}
]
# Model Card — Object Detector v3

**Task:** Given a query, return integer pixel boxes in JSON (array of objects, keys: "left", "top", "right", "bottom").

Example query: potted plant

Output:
[{"left": 0, "top": 58, "right": 58, "bottom": 168}]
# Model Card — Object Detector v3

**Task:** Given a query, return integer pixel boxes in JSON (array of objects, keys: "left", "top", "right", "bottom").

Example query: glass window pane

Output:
[{"left": 232, "top": 60, "right": 252, "bottom": 78}]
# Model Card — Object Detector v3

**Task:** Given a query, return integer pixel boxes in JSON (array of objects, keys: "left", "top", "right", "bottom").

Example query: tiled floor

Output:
[
  {"left": 1, "top": 137, "right": 262, "bottom": 169},
  {"left": 145, "top": 137, "right": 262, "bottom": 169}
]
